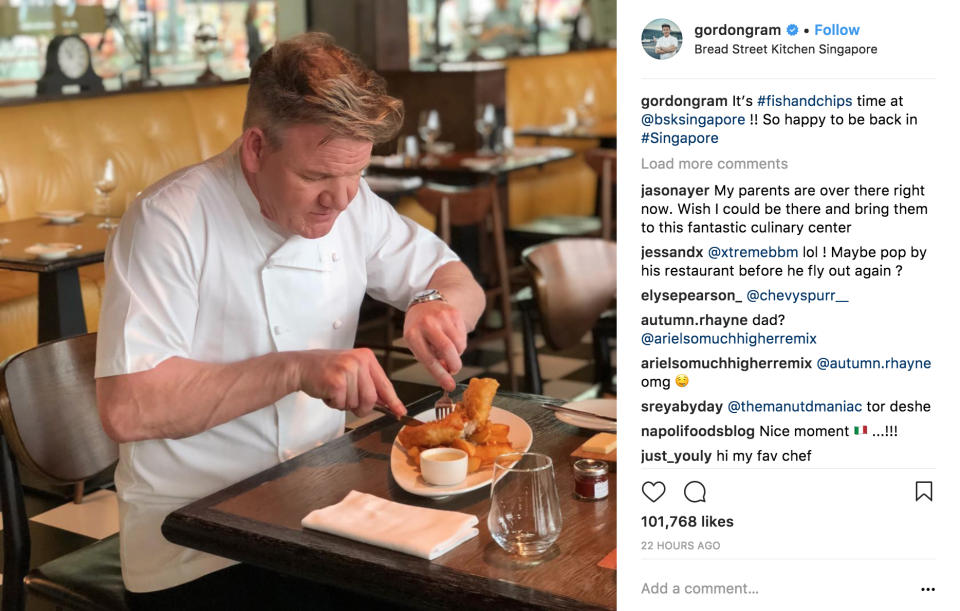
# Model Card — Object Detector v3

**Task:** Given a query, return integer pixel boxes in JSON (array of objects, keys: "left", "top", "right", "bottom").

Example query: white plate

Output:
[
  {"left": 24, "top": 242, "right": 81, "bottom": 260},
  {"left": 38, "top": 210, "right": 85, "bottom": 224},
  {"left": 553, "top": 398, "right": 617, "bottom": 432},
  {"left": 390, "top": 406, "right": 532, "bottom": 498}
]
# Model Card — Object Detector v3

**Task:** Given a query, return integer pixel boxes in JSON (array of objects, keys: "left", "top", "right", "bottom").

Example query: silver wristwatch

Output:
[{"left": 407, "top": 288, "right": 446, "bottom": 309}]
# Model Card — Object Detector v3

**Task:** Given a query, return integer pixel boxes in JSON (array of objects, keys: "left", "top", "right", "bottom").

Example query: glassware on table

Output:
[
  {"left": 94, "top": 158, "right": 119, "bottom": 230},
  {"left": 418, "top": 109, "right": 442, "bottom": 161},
  {"left": 397, "top": 135, "right": 420, "bottom": 164},
  {"left": 488, "top": 452, "right": 563, "bottom": 556},
  {"left": 475, "top": 103, "right": 497, "bottom": 155},
  {"left": 578, "top": 86, "right": 596, "bottom": 127},
  {"left": 495, "top": 126, "right": 514, "bottom": 157}
]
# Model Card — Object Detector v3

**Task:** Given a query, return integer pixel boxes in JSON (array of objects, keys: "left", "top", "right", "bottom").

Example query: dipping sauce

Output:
[
  {"left": 573, "top": 459, "right": 609, "bottom": 500},
  {"left": 420, "top": 448, "right": 468, "bottom": 486},
  {"left": 431, "top": 452, "right": 464, "bottom": 461}
]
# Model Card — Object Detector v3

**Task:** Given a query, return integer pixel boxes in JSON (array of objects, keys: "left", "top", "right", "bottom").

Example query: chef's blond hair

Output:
[{"left": 243, "top": 32, "right": 403, "bottom": 146}]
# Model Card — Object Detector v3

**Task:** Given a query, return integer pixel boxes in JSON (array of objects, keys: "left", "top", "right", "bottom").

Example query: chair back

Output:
[
  {"left": 584, "top": 148, "right": 617, "bottom": 184},
  {"left": 0, "top": 333, "right": 117, "bottom": 485},
  {"left": 524, "top": 239, "right": 616, "bottom": 350},
  {"left": 416, "top": 184, "right": 496, "bottom": 229},
  {"left": 584, "top": 149, "right": 616, "bottom": 240}
]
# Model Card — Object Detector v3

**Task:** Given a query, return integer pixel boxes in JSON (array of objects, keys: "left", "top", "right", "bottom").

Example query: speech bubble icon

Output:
[
  {"left": 684, "top": 480, "right": 706, "bottom": 503},
  {"left": 915, "top": 481, "right": 933, "bottom": 502}
]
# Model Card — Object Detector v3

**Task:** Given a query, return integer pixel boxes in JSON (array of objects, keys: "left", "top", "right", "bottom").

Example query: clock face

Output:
[{"left": 57, "top": 36, "right": 90, "bottom": 80}]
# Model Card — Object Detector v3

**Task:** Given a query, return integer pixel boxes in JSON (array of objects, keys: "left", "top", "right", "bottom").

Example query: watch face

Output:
[{"left": 57, "top": 36, "right": 90, "bottom": 80}]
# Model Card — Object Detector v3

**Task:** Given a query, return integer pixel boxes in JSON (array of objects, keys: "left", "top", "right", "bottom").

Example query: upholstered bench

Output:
[{"left": 0, "top": 83, "right": 249, "bottom": 360}]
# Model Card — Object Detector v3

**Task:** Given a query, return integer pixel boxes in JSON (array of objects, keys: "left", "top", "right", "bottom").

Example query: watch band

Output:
[{"left": 408, "top": 289, "right": 446, "bottom": 309}]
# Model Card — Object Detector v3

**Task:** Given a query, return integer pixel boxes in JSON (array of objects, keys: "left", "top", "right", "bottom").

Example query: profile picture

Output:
[{"left": 643, "top": 19, "right": 682, "bottom": 60}]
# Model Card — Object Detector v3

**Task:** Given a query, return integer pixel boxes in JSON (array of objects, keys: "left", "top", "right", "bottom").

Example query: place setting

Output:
[
  {"left": 37, "top": 210, "right": 86, "bottom": 225},
  {"left": 301, "top": 378, "right": 572, "bottom": 565},
  {"left": 23, "top": 242, "right": 83, "bottom": 261}
]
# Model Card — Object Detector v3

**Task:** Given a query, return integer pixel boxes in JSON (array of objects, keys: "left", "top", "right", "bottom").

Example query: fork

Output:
[{"left": 434, "top": 389, "right": 455, "bottom": 419}]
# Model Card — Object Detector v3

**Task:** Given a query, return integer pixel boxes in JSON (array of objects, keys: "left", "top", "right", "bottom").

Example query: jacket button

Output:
[
  {"left": 333, "top": 320, "right": 343, "bottom": 329},
  {"left": 273, "top": 325, "right": 282, "bottom": 335},
  {"left": 331, "top": 252, "right": 340, "bottom": 262}
]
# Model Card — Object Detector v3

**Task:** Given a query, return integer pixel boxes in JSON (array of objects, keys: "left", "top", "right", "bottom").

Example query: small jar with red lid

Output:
[{"left": 573, "top": 459, "right": 609, "bottom": 500}]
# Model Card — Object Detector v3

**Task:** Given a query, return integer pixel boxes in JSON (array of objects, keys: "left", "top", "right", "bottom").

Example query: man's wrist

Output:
[
  {"left": 280, "top": 351, "right": 305, "bottom": 394},
  {"left": 407, "top": 288, "right": 447, "bottom": 309}
]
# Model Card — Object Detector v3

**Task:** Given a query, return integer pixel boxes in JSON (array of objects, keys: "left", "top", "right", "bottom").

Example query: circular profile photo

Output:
[{"left": 643, "top": 19, "right": 682, "bottom": 60}]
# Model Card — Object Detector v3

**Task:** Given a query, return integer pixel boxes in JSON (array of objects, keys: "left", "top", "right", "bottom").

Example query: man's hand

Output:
[
  {"left": 403, "top": 301, "right": 468, "bottom": 391},
  {"left": 297, "top": 348, "right": 405, "bottom": 417}
]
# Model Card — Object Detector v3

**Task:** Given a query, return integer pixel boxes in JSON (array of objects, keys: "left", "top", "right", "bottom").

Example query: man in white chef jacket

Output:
[
  {"left": 655, "top": 23, "right": 679, "bottom": 59},
  {"left": 95, "top": 32, "right": 486, "bottom": 607}
]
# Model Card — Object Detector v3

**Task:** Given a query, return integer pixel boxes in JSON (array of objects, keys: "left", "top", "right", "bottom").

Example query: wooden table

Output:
[
  {"left": 368, "top": 146, "right": 576, "bottom": 183},
  {"left": 516, "top": 119, "right": 617, "bottom": 149},
  {"left": 163, "top": 389, "right": 616, "bottom": 610},
  {"left": 0, "top": 215, "right": 111, "bottom": 342}
]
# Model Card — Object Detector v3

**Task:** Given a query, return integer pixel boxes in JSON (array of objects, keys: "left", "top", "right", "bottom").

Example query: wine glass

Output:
[
  {"left": 475, "top": 103, "right": 497, "bottom": 155},
  {"left": 488, "top": 453, "right": 563, "bottom": 556},
  {"left": 418, "top": 109, "right": 441, "bottom": 161},
  {"left": 578, "top": 86, "right": 596, "bottom": 127},
  {"left": 94, "top": 158, "right": 118, "bottom": 229}
]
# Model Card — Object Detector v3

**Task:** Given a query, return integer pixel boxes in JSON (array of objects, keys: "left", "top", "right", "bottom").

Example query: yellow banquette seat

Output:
[
  {"left": 0, "top": 84, "right": 248, "bottom": 360},
  {"left": 504, "top": 49, "right": 616, "bottom": 226}
]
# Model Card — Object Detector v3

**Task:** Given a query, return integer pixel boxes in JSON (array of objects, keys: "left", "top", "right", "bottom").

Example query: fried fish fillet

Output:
[
  {"left": 458, "top": 377, "right": 499, "bottom": 427},
  {"left": 398, "top": 378, "right": 500, "bottom": 451},
  {"left": 397, "top": 410, "right": 466, "bottom": 449}
]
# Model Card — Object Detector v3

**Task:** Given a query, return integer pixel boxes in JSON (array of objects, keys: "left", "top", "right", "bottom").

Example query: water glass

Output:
[
  {"left": 496, "top": 126, "right": 514, "bottom": 156},
  {"left": 488, "top": 453, "right": 563, "bottom": 556},
  {"left": 402, "top": 135, "right": 420, "bottom": 160},
  {"left": 418, "top": 109, "right": 441, "bottom": 156}
]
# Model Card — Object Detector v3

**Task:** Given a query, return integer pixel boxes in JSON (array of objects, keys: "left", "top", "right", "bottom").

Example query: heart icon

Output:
[{"left": 642, "top": 481, "right": 666, "bottom": 503}]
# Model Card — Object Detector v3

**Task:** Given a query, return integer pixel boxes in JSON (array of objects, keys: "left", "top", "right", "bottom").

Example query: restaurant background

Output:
[
  {"left": 0, "top": 0, "right": 615, "bottom": 99},
  {"left": 0, "top": 0, "right": 618, "bottom": 608}
]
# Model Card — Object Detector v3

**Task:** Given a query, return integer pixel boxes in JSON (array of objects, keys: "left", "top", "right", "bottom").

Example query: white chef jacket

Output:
[
  {"left": 95, "top": 141, "right": 459, "bottom": 592},
  {"left": 656, "top": 34, "right": 679, "bottom": 59}
]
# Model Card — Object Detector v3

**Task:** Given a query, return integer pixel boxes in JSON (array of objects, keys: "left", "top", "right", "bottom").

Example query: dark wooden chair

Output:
[
  {"left": 415, "top": 183, "right": 518, "bottom": 390},
  {"left": 584, "top": 148, "right": 616, "bottom": 241},
  {"left": 507, "top": 148, "right": 616, "bottom": 250},
  {"left": 0, "top": 333, "right": 127, "bottom": 611},
  {"left": 518, "top": 238, "right": 616, "bottom": 395}
]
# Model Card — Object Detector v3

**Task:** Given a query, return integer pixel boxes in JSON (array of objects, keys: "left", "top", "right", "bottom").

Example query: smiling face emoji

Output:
[{"left": 675, "top": 374, "right": 689, "bottom": 387}]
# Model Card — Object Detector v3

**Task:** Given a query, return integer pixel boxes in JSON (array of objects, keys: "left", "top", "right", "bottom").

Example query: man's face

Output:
[
  {"left": 244, "top": 123, "right": 372, "bottom": 239},
  {"left": 662, "top": 26, "right": 671, "bottom": 37}
]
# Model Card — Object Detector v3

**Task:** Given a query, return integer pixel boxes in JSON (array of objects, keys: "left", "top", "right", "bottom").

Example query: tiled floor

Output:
[{"left": 1, "top": 320, "right": 613, "bottom": 608}]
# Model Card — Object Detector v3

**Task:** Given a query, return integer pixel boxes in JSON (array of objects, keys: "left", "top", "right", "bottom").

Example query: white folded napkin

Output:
[
  {"left": 369, "top": 154, "right": 405, "bottom": 168},
  {"left": 302, "top": 490, "right": 478, "bottom": 560},
  {"left": 459, "top": 157, "right": 498, "bottom": 171},
  {"left": 364, "top": 175, "right": 424, "bottom": 192}
]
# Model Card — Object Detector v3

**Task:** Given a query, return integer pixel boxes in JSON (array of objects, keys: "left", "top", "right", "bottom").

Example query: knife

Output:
[
  {"left": 373, "top": 404, "right": 426, "bottom": 427},
  {"left": 541, "top": 403, "right": 618, "bottom": 422}
]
